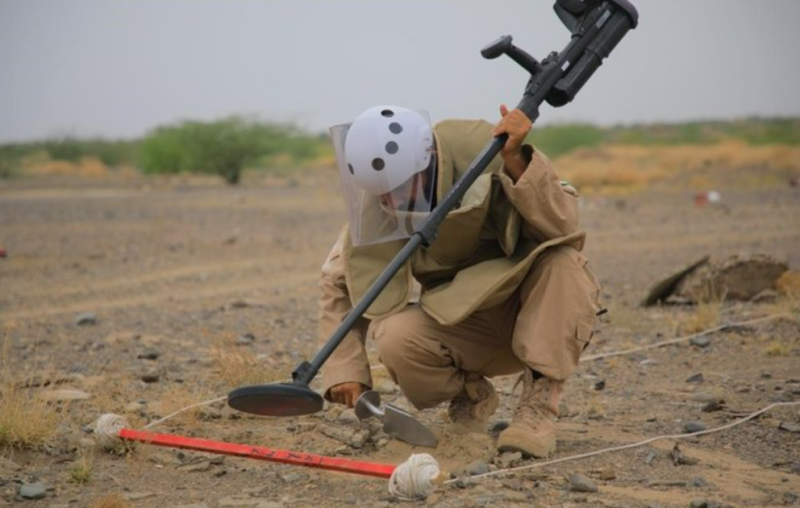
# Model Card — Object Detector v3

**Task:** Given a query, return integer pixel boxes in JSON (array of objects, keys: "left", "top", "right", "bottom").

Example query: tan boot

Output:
[
  {"left": 446, "top": 373, "right": 499, "bottom": 435},
  {"left": 497, "top": 369, "right": 563, "bottom": 458}
]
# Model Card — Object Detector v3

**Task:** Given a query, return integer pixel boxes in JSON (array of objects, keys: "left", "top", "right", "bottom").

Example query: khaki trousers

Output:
[{"left": 372, "top": 245, "right": 601, "bottom": 410}]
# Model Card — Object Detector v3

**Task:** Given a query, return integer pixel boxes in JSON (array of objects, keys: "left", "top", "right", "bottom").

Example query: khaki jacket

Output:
[{"left": 319, "top": 119, "right": 585, "bottom": 396}]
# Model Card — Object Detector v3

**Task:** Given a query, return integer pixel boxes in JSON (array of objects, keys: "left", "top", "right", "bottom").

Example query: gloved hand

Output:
[{"left": 492, "top": 104, "right": 534, "bottom": 182}]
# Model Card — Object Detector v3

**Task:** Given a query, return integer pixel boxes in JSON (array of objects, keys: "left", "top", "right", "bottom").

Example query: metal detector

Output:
[{"left": 228, "top": 0, "right": 639, "bottom": 417}]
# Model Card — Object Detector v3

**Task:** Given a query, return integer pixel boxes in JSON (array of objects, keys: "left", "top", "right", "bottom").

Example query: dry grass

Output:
[
  {"left": 68, "top": 447, "right": 94, "bottom": 485},
  {"left": 21, "top": 154, "right": 109, "bottom": 177},
  {"left": 208, "top": 332, "right": 289, "bottom": 388},
  {"left": 88, "top": 493, "right": 131, "bottom": 508},
  {"left": 0, "top": 337, "right": 60, "bottom": 450},
  {"left": 556, "top": 141, "right": 800, "bottom": 195},
  {"left": 764, "top": 340, "right": 793, "bottom": 357},
  {"left": 678, "top": 286, "right": 727, "bottom": 335},
  {"left": 776, "top": 271, "right": 800, "bottom": 299}
]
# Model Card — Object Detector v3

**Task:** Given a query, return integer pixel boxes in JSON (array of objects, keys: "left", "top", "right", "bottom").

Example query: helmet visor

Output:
[{"left": 330, "top": 118, "right": 436, "bottom": 246}]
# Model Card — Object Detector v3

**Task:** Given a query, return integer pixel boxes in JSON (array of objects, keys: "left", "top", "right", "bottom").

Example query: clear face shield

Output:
[{"left": 330, "top": 109, "right": 436, "bottom": 246}]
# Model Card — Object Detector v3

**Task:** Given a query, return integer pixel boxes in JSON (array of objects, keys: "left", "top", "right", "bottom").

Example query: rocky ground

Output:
[{"left": 0, "top": 167, "right": 799, "bottom": 508}]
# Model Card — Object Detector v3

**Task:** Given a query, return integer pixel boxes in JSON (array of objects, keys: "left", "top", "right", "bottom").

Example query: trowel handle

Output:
[{"left": 354, "top": 390, "right": 384, "bottom": 421}]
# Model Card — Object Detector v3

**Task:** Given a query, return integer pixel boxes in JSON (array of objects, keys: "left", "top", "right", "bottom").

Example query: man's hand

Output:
[
  {"left": 328, "top": 382, "right": 369, "bottom": 408},
  {"left": 492, "top": 104, "right": 533, "bottom": 182}
]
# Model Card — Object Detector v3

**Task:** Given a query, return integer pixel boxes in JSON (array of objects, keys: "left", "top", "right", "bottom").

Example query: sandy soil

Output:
[{"left": 1, "top": 167, "right": 799, "bottom": 508}]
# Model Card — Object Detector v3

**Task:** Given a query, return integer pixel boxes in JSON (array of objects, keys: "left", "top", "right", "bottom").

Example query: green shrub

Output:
[{"left": 139, "top": 116, "right": 326, "bottom": 184}]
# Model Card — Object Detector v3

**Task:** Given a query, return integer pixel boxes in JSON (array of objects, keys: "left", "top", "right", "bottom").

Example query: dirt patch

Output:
[{"left": 1, "top": 170, "right": 799, "bottom": 507}]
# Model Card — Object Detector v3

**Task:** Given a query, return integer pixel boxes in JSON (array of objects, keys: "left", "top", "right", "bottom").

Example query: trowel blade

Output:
[{"left": 383, "top": 403, "right": 438, "bottom": 448}]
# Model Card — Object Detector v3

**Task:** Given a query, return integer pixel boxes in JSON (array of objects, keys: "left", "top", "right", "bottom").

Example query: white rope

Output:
[
  {"left": 445, "top": 400, "right": 800, "bottom": 485},
  {"left": 389, "top": 453, "right": 441, "bottom": 501},
  {"left": 93, "top": 396, "right": 226, "bottom": 449},
  {"left": 142, "top": 396, "right": 227, "bottom": 430},
  {"left": 582, "top": 313, "right": 788, "bottom": 362},
  {"left": 94, "top": 413, "right": 129, "bottom": 450}
]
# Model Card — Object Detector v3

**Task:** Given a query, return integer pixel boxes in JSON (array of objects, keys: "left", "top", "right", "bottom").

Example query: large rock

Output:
[{"left": 643, "top": 253, "right": 788, "bottom": 306}]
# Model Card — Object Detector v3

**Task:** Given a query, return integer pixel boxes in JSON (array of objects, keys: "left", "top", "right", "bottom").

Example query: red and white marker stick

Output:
[{"left": 119, "top": 428, "right": 397, "bottom": 479}]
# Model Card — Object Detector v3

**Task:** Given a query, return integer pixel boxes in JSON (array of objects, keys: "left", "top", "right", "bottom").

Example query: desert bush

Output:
[{"left": 139, "top": 116, "right": 327, "bottom": 184}]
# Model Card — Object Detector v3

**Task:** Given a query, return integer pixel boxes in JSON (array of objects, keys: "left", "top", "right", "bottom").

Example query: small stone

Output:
[
  {"left": 235, "top": 333, "right": 255, "bottom": 346},
  {"left": 779, "top": 421, "right": 800, "bottom": 433},
  {"left": 690, "top": 336, "right": 711, "bottom": 348},
  {"left": 453, "top": 476, "right": 472, "bottom": 488},
  {"left": 686, "top": 373, "right": 705, "bottom": 384},
  {"left": 645, "top": 451, "right": 657, "bottom": 465},
  {"left": 319, "top": 423, "right": 371, "bottom": 448},
  {"left": 691, "top": 476, "right": 709, "bottom": 488},
  {"left": 784, "top": 492, "right": 799, "bottom": 505},
  {"left": 648, "top": 480, "right": 688, "bottom": 488},
  {"left": 702, "top": 400, "right": 725, "bottom": 412},
  {"left": 689, "top": 500, "right": 708, "bottom": 508},
  {"left": 75, "top": 312, "right": 97, "bottom": 326},
  {"left": 141, "top": 371, "right": 160, "bottom": 383},
  {"left": 178, "top": 460, "right": 211, "bottom": 473},
  {"left": 137, "top": 348, "right": 160, "bottom": 360},
  {"left": 124, "top": 492, "right": 157, "bottom": 501},
  {"left": 685, "top": 421, "right": 707, "bottom": 433},
  {"left": 569, "top": 473, "right": 598, "bottom": 493},
  {"left": 593, "top": 380, "right": 606, "bottom": 391},
  {"left": 19, "top": 482, "right": 47, "bottom": 499},
  {"left": 41, "top": 389, "right": 91, "bottom": 402},
  {"left": 125, "top": 401, "right": 146, "bottom": 412},
  {"left": 467, "top": 460, "right": 490, "bottom": 476},
  {"left": 689, "top": 392, "right": 723, "bottom": 404},
  {"left": 791, "top": 463, "right": 800, "bottom": 474}
]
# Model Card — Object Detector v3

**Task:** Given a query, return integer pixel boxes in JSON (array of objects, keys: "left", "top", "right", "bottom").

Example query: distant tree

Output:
[{"left": 140, "top": 116, "right": 295, "bottom": 184}]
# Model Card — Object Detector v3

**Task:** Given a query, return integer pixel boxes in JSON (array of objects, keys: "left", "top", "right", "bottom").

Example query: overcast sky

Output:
[{"left": 1, "top": 0, "right": 799, "bottom": 143}]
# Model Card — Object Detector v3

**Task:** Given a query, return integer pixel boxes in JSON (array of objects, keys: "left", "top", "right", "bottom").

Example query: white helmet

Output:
[{"left": 343, "top": 105, "right": 434, "bottom": 196}]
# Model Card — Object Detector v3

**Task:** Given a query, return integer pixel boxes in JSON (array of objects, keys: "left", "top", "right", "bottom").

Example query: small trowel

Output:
[{"left": 354, "top": 391, "right": 437, "bottom": 448}]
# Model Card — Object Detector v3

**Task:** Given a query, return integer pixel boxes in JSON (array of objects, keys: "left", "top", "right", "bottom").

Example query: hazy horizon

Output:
[{"left": 2, "top": 0, "right": 799, "bottom": 143}]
